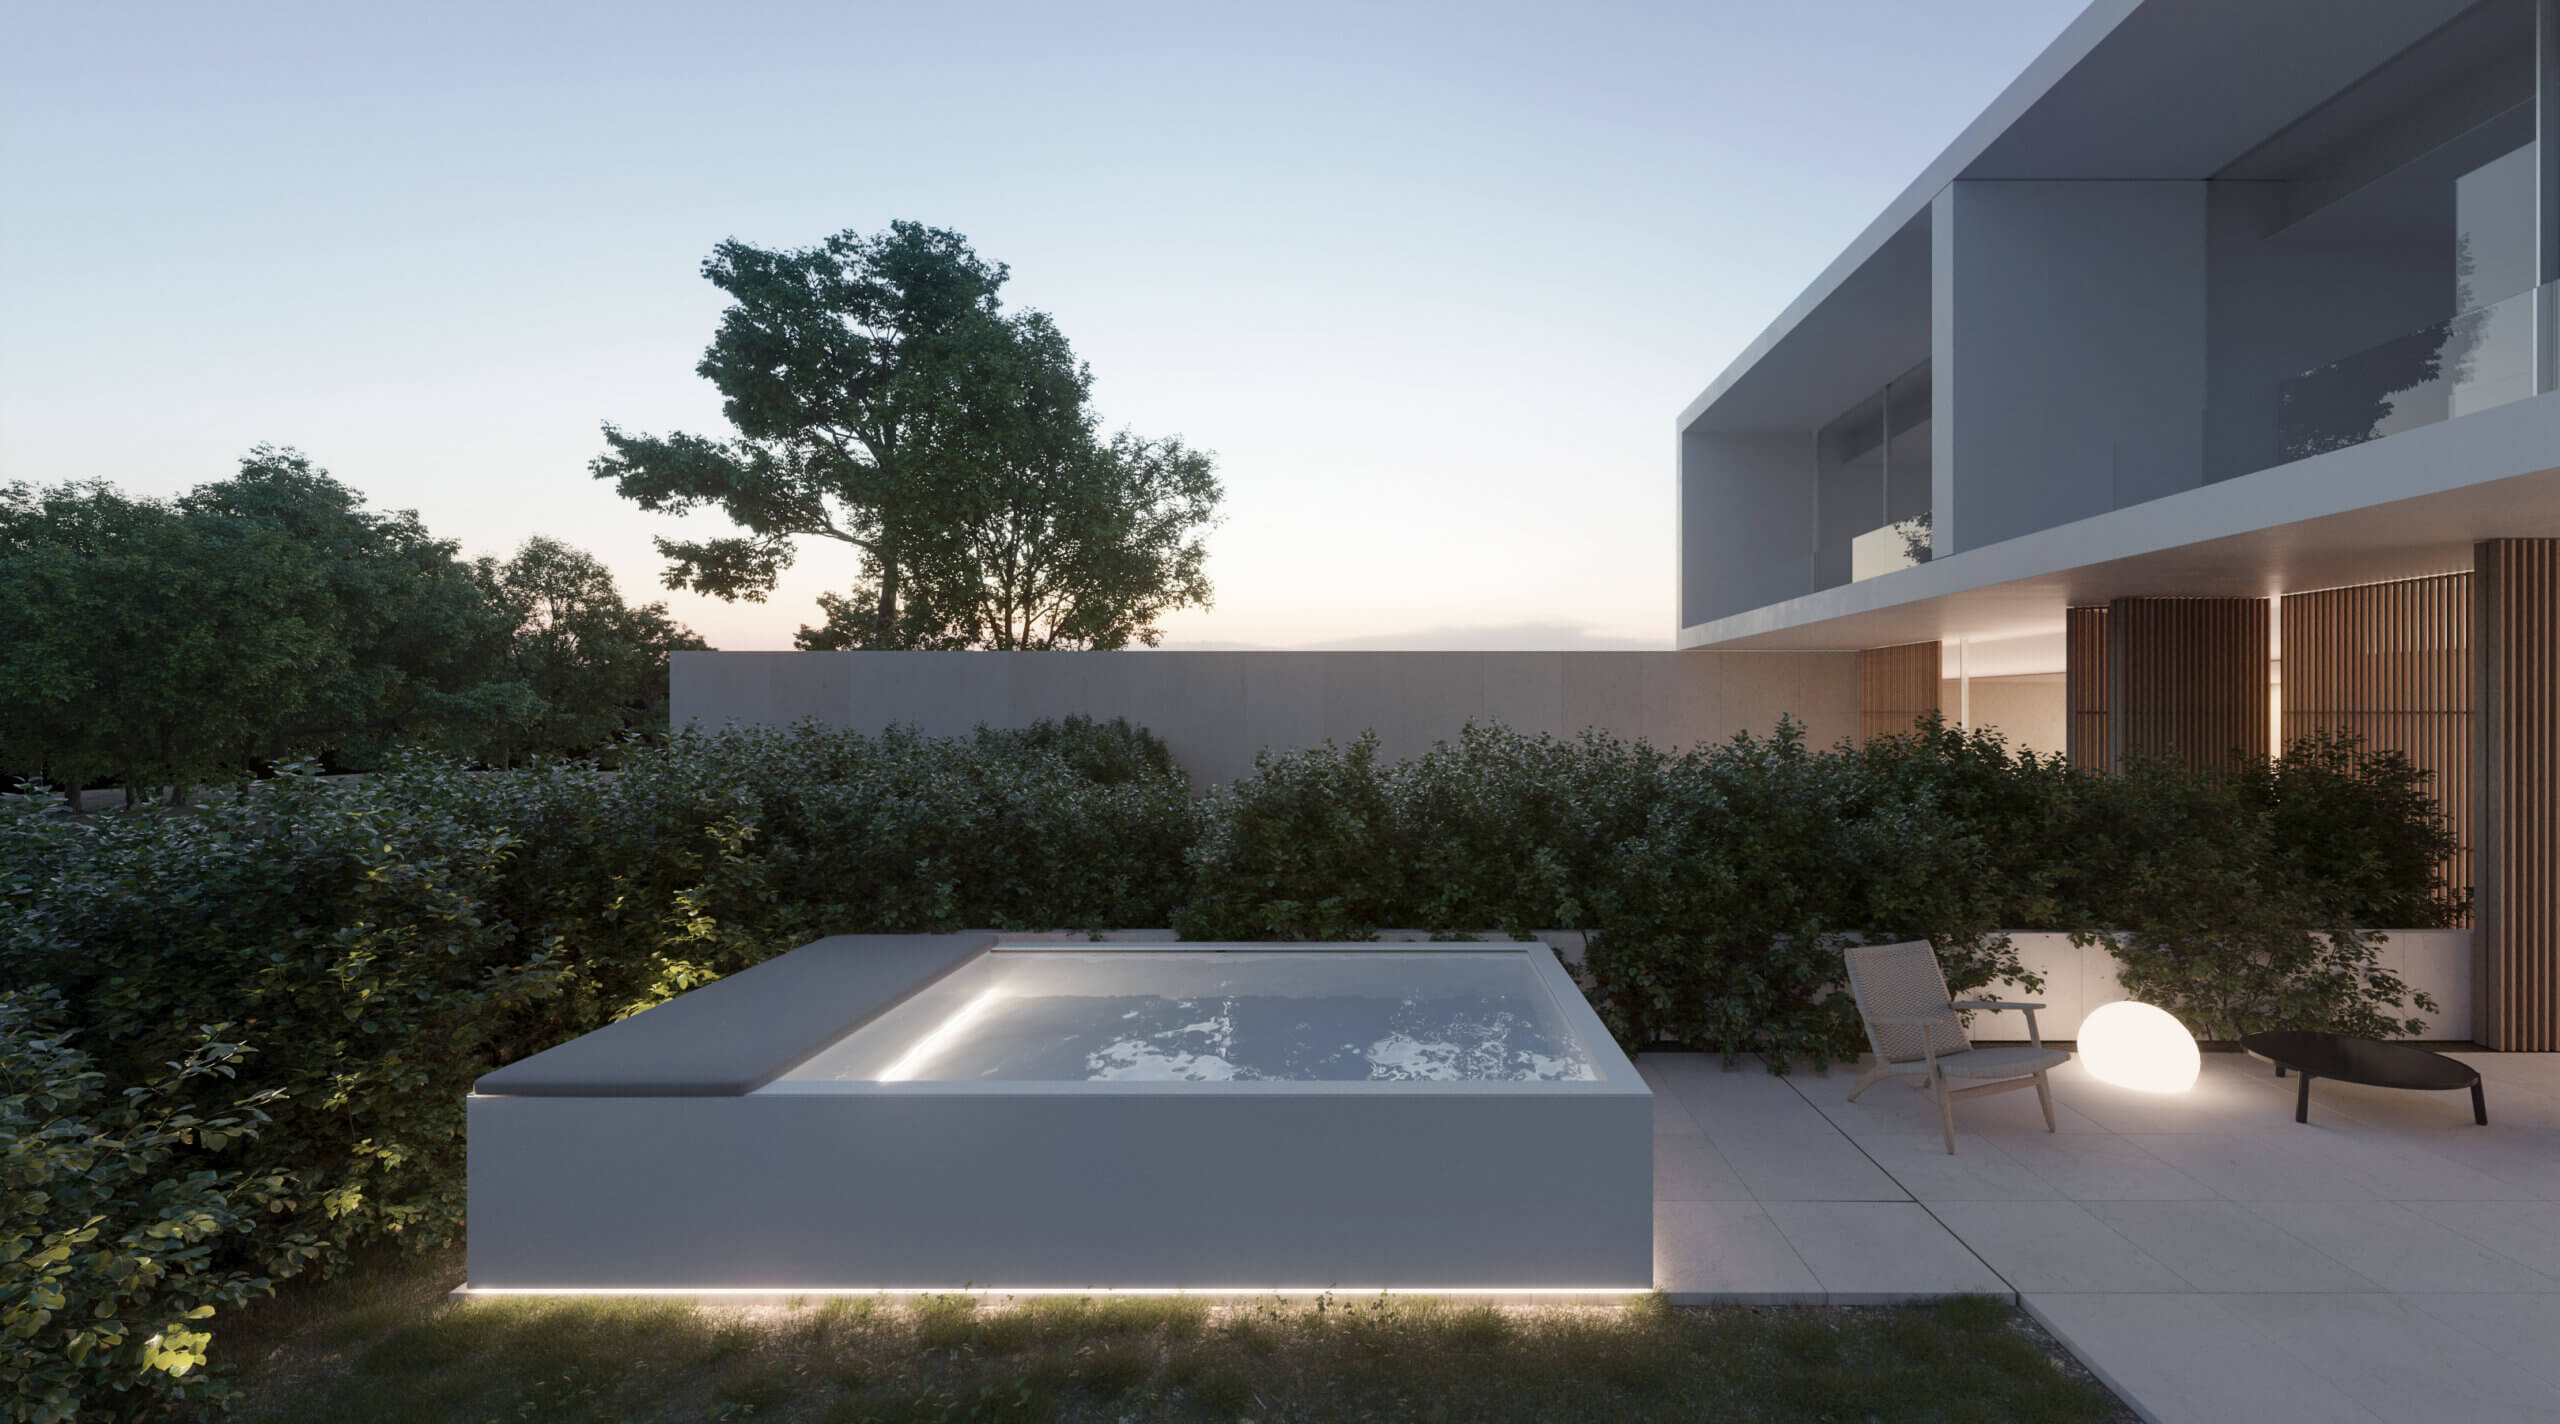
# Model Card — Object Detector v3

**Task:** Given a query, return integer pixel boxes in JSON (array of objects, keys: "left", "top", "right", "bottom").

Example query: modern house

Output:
[
  {"left": 1677, "top": 0, "right": 2560, "bottom": 1048},
  {"left": 673, "top": 0, "right": 2556, "bottom": 1047}
]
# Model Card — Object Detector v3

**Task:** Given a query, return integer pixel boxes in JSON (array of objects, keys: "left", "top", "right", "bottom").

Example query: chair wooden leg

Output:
[
  {"left": 2034, "top": 1071, "right": 2056, "bottom": 1132},
  {"left": 1937, "top": 1072, "right": 1958, "bottom": 1154},
  {"left": 1846, "top": 1066, "right": 1891, "bottom": 1102}
]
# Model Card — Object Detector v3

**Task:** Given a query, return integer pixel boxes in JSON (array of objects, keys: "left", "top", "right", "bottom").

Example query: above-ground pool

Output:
[{"left": 466, "top": 935, "right": 1651, "bottom": 1292}]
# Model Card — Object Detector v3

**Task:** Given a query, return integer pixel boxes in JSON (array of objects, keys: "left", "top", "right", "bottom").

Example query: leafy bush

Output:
[
  {"left": 2078, "top": 746, "right": 2444, "bottom": 1040},
  {"left": 2253, "top": 730, "right": 2466, "bottom": 929},
  {"left": 0, "top": 719, "right": 1196, "bottom": 1302},
  {"left": 0, "top": 710, "right": 2466, "bottom": 1413},
  {"left": 1177, "top": 725, "right": 1667, "bottom": 941},
  {"left": 0, "top": 992, "right": 299, "bottom": 1424},
  {"left": 1176, "top": 716, "right": 2454, "bottom": 1059},
  {"left": 1583, "top": 721, "right": 2042, "bottom": 1066},
  {"left": 1176, "top": 736, "right": 1408, "bottom": 940},
  {"left": 984, "top": 715, "right": 1179, "bottom": 788}
]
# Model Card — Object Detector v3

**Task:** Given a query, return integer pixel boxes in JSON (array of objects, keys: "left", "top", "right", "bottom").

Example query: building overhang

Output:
[
  {"left": 1677, "top": 0, "right": 2487, "bottom": 437},
  {"left": 1679, "top": 389, "right": 2560, "bottom": 653}
]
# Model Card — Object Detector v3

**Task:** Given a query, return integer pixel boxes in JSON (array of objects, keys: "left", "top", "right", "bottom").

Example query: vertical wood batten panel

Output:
[
  {"left": 2282, "top": 572, "right": 2472, "bottom": 930},
  {"left": 2066, "top": 607, "right": 2108, "bottom": 773},
  {"left": 2107, "top": 597, "right": 2268, "bottom": 773},
  {"left": 1857, "top": 642, "right": 1942, "bottom": 745},
  {"left": 2477, "top": 540, "right": 2560, "bottom": 1050}
]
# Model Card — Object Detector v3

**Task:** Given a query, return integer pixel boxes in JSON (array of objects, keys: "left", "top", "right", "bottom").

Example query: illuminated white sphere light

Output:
[{"left": 2077, "top": 1002, "right": 2200, "bottom": 1094}]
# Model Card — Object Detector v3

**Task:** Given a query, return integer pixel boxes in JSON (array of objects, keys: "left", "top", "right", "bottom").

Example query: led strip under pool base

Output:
[{"left": 451, "top": 1284, "right": 1652, "bottom": 1302}]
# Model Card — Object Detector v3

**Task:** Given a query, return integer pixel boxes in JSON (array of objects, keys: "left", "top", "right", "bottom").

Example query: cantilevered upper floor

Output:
[{"left": 1679, "top": 0, "right": 2560, "bottom": 651}]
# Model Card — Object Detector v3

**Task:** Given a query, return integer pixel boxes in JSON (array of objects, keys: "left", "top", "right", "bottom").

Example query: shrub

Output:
[
  {"left": 1174, "top": 725, "right": 1669, "bottom": 940},
  {"left": 2253, "top": 730, "right": 2466, "bottom": 929},
  {"left": 0, "top": 711, "right": 2466, "bottom": 1412},
  {"left": 1583, "top": 720, "right": 2040, "bottom": 1066},
  {"left": 0, "top": 991, "right": 300, "bottom": 1424},
  {"left": 1393, "top": 725, "right": 1667, "bottom": 936},
  {"left": 2079, "top": 750, "right": 2438, "bottom": 1040},
  {"left": 1175, "top": 735, "right": 1406, "bottom": 940},
  {"left": 3, "top": 765, "right": 568, "bottom": 1281},
  {"left": 982, "top": 715, "right": 1179, "bottom": 788},
  {"left": 0, "top": 719, "right": 1197, "bottom": 1297}
]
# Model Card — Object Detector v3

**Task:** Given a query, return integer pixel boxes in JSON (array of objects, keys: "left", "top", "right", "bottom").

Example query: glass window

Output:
[
  {"left": 1815, "top": 389, "right": 1885, "bottom": 589},
  {"left": 1819, "top": 361, "right": 1934, "bottom": 587},
  {"left": 2206, "top": 0, "right": 2542, "bottom": 479}
]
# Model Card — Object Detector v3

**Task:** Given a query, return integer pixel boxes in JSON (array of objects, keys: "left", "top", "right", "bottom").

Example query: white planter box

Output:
[{"left": 1983, "top": 929, "right": 2471, "bottom": 1042}]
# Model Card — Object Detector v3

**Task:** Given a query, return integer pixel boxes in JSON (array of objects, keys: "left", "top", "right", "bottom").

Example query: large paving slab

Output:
[{"left": 1644, "top": 1050, "right": 2560, "bottom": 1422}]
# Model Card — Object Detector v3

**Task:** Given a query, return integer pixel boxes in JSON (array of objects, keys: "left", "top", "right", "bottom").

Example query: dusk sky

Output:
[{"left": 1, "top": 0, "right": 2087, "bottom": 651}]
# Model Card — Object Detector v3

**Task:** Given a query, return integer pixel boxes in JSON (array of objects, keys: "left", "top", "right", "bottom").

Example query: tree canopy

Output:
[
  {"left": 0, "top": 450, "right": 704, "bottom": 799},
  {"left": 472, "top": 536, "right": 708, "bottom": 764},
  {"left": 592, "top": 221, "right": 1221, "bottom": 650}
]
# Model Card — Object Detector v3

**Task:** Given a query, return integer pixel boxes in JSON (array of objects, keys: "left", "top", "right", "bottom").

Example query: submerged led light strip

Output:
[
  {"left": 454, "top": 1283, "right": 1651, "bottom": 1298},
  {"left": 875, "top": 988, "right": 1006, "bottom": 1082}
]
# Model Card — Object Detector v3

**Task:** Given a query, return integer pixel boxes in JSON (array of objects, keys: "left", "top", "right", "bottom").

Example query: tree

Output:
[
  {"left": 471, "top": 536, "right": 708, "bottom": 763},
  {"left": 0, "top": 451, "right": 694, "bottom": 798},
  {"left": 0, "top": 480, "right": 337, "bottom": 802},
  {"left": 593, "top": 221, "right": 1221, "bottom": 650},
  {"left": 801, "top": 432, "right": 1218, "bottom": 650},
  {"left": 181, "top": 448, "right": 528, "bottom": 764}
]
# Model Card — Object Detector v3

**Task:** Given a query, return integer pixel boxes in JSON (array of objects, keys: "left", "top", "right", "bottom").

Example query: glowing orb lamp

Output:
[{"left": 2077, "top": 1002, "right": 2199, "bottom": 1094}]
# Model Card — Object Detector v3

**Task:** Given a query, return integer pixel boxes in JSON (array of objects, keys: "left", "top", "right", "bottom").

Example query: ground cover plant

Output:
[
  {"left": 217, "top": 1253, "right": 2131, "bottom": 1424},
  {"left": 0, "top": 713, "right": 2456, "bottom": 1416}
]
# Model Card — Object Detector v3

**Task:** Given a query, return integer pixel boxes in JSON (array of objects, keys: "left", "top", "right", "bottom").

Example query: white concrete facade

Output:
[
  {"left": 1677, "top": 0, "right": 2560, "bottom": 653},
  {"left": 671, "top": 649, "right": 1859, "bottom": 787}
]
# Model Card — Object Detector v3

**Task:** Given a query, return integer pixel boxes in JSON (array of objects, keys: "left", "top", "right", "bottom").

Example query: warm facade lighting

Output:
[{"left": 2077, "top": 1002, "right": 2199, "bottom": 1093}]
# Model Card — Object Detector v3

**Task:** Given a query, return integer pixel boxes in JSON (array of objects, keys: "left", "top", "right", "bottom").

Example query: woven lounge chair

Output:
[{"left": 1842, "top": 940, "right": 2069, "bottom": 1154}]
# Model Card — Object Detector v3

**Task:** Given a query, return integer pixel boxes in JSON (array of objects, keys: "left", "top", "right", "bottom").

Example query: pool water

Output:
[{"left": 777, "top": 949, "right": 1600, "bottom": 1084}]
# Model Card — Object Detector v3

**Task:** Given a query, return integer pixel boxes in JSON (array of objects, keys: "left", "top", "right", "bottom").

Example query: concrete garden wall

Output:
[
  {"left": 670, "top": 650, "right": 1860, "bottom": 788},
  {"left": 1493, "top": 929, "right": 2472, "bottom": 1044}
]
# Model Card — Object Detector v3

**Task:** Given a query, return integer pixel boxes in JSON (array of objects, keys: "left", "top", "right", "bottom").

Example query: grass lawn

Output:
[{"left": 215, "top": 1251, "right": 2130, "bottom": 1423}]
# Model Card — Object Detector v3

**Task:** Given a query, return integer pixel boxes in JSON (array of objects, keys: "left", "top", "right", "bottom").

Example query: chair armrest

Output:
[{"left": 1866, "top": 1013, "right": 1954, "bottom": 1025}]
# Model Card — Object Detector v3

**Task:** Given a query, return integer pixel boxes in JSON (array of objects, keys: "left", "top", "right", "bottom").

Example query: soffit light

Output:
[{"left": 2076, "top": 1001, "right": 2199, "bottom": 1094}]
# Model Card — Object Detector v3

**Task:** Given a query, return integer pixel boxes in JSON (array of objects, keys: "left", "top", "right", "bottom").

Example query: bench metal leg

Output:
[
  {"left": 2472, "top": 1082, "right": 2487, "bottom": 1126},
  {"left": 2296, "top": 1070, "right": 2313, "bottom": 1124}
]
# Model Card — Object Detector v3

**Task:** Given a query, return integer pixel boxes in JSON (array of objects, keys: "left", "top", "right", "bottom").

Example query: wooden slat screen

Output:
[
  {"left": 2065, "top": 607, "right": 2109, "bottom": 773},
  {"left": 2478, "top": 539, "right": 2559, "bottom": 1051},
  {"left": 2280, "top": 573, "right": 2471, "bottom": 931},
  {"left": 1857, "top": 641, "right": 1942, "bottom": 745},
  {"left": 2107, "top": 597, "right": 2269, "bottom": 773}
]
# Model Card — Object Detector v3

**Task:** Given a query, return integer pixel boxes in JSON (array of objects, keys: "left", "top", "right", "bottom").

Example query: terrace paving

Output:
[{"left": 1641, "top": 1049, "right": 2560, "bottom": 1424}]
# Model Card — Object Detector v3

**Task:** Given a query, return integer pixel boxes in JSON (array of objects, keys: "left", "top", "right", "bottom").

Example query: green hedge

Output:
[
  {"left": 1181, "top": 719, "right": 2454, "bottom": 1060},
  {"left": 0, "top": 713, "right": 2459, "bottom": 1417}
]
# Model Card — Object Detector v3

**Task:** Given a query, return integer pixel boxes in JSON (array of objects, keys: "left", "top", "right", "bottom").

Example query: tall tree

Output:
[
  {"left": 0, "top": 452, "right": 702, "bottom": 798},
  {"left": 593, "top": 221, "right": 1221, "bottom": 650},
  {"left": 471, "top": 536, "right": 708, "bottom": 763},
  {"left": 182, "top": 448, "right": 527, "bottom": 761},
  {"left": 0, "top": 480, "right": 336, "bottom": 801}
]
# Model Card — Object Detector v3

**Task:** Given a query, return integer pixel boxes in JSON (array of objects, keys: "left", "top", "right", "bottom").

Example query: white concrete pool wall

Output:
[{"left": 465, "top": 934, "right": 1653, "bottom": 1291}]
